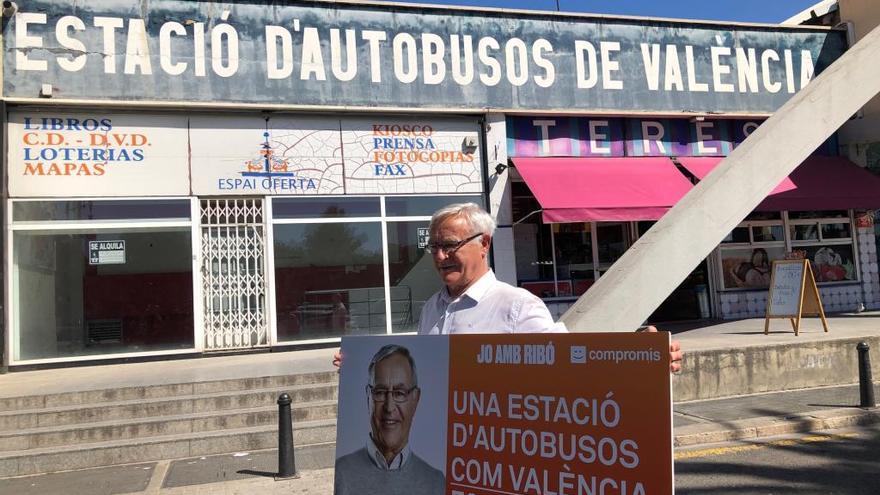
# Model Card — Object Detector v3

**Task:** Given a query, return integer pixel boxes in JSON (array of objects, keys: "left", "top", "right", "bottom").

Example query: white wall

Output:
[{"left": 485, "top": 113, "right": 518, "bottom": 285}]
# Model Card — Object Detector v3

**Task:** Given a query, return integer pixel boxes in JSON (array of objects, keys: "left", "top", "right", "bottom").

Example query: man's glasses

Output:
[
  {"left": 424, "top": 233, "right": 483, "bottom": 255},
  {"left": 367, "top": 385, "right": 418, "bottom": 403}
]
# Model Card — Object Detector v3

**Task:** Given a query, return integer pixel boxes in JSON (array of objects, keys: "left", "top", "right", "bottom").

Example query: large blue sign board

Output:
[{"left": 3, "top": 0, "right": 847, "bottom": 113}]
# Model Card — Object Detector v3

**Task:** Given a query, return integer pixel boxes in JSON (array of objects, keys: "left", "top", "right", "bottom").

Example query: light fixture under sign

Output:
[{"left": 462, "top": 136, "right": 478, "bottom": 152}]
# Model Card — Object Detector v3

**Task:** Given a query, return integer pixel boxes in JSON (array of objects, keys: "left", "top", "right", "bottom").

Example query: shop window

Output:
[
  {"left": 385, "top": 195, "right": 484, "bottom": 216},
  {"left": 751, "top": 225, "right": 784, "bottom": 242},
  {"left": 744, "top": 211, "right": 783, "bottom": 221},
  {"left": 789, "top": 212, "right": 857, "bottom": 283},
  {"left": 272, "top": 197, "right": 380, "bottom": 218},
  {"left": 514, "top": 181, "right": 638, "bottom": 297},
  {"left": 718, "top": 216, "right": 785, "bottom": 290},
  {"left": 820, "top": 222, "right": 852, "bottom": 240},
  {"left": 272, "top": 195, "right": 483, "bottom": 341},
  {"left": 788, "top": 210, "right": 849, "bottom": 219},
  {"left": 512, "top": 182, "right": 556, "bottom": 296},
  {"left": 13, "top": 199, "right": 191, "bottom": 222},
  {"left": 553, "top": 223, "right": 593, "bottom": 296},
  {"left": 721, "top": 227, "right": 750, "bottom": 244},
  {"left": 511, "top": 181, "right": 542, "bottom": 223},
  {"left": 10, "top": 199, "right": 195, "bottom": 362},
  {"left": 719, "top": 210, "right": 858, "bottom": 289},
  {"left": 513, "top": 182, "right": 632, "bottom": 298},
  {"left": 597, "top": 223, "right": 628, "bottom": 266},
  {"left": 720, "top": 246, "right": 787, "bottom": 289},
  {"left": 790, "top": 224, "right": 819, "bottom": 241},
  {"left": 273, "top": 222, "right": 384, "bottom": 341},
  {"left": 639, "top": 222, "right": 709, "bottom": 322},
  {"left": 387, "top": 221, "right": 443, "bottom": 333}
]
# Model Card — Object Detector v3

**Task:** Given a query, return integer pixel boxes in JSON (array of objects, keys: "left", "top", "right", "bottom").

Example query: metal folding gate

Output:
[{"left": 200, "top": 198, "right": 268, "bottom": 350}]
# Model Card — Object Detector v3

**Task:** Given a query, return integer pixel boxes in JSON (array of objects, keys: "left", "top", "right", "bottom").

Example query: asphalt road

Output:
[
  {"left": 674, "top": 424, "right": 880, "bottom": 494},
  {"left": 2, "top": 424, "right": 876, "bottom": 494}
]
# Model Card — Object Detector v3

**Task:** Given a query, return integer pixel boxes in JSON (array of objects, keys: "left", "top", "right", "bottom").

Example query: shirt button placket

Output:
[{"left": 444, "top": 300, "right": 456, "bottom": 334}]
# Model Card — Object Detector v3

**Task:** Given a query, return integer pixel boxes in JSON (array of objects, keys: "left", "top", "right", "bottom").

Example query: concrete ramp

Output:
[
  {"left": 562, "top": 24, "right": 880, "bottom": 332},
  {"left": 674, "top": 323, "right": 880, "bottom": 401},
  {"left": 0, "top": 324, "right": 877, "bottom": 476}
]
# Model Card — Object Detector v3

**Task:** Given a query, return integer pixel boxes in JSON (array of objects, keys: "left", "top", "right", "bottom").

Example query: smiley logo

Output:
[{"left": 570, "top": 346, "right": 587, "bottom": 364}]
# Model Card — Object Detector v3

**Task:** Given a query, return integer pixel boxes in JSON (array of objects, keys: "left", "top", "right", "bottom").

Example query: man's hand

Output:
[
  {"left": 332, "top": 349, "right": 343, "bottom": 371},
  {"left": 641, "top": 325, "right": 683, "bottom": 373},
  {"left": 668, "top": 339, "right": 683, "bottom": 373}
]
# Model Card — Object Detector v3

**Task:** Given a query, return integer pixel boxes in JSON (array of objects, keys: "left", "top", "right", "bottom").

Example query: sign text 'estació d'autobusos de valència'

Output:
[{"left": 5, "top": 0, "right": 846, "bottom": 113}]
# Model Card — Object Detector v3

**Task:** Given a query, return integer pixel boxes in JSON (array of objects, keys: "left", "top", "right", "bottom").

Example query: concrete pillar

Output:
[
  {"left": 561, "top": 24, "right": 880, "bottom": 332},
  {"left": 485, "top": 113, "right": 518, "bottom": 286}
]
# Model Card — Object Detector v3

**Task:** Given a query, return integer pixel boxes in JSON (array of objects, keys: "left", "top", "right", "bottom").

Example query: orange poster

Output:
[{"left": 335, "top": 333, "right": 672, "bottom": 495}]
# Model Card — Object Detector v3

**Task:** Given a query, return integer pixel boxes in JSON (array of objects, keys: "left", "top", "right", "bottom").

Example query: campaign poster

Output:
[{"left": 335, "top": 333, "right": 673, "bottom": 495}]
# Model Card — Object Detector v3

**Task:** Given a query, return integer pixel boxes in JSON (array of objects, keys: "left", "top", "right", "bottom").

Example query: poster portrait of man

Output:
[{"left": 334, "top": 338, "right": 448, "bottom": 495}]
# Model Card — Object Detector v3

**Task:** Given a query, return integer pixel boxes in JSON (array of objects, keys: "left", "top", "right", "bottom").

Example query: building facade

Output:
[{"left": 1, "top": 0, "right": 876, "bottom": 368}]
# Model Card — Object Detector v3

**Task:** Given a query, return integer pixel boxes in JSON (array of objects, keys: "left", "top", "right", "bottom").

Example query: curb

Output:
[{"left": 673, "top": 407, "right": 880, "bottom": 447}]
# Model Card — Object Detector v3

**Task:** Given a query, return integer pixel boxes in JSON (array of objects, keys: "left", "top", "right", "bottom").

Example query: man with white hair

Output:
[
  {"left": 419, "top": 202, "right": 565, "bottom": 334},
  {"left": 419, "top": 202, "right": 682, "bottom": 371},
  {"left": 335, "top": 203, "right": 682, "bottom": 371}
]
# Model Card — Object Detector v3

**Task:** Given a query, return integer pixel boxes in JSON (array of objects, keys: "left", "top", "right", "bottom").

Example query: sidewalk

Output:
[
  {"left": 2, "top": 313, "right": 877, "bottom": 399},
  {"left": 0, "top": 312, "right": 877, "bottom": 493},
  {"left": 662, "top": 312, "right": 880, "bottom": 349},
  {"left": 0, "top": 347, "right": 337, "bottom": 399},
  {"left": 673, "top": 382, "right": 880, "bottom": 446},
  {"left": 1, "top": 382, "right": 877, "bottom": 495}
]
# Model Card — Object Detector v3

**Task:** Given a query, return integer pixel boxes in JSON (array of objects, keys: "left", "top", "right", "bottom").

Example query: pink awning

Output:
[
  {"left": 678, "top": 156, "right": 880, "bottom": 211},
  {"left": 512, "top": 157, "right": 694, "bottom": 223}
]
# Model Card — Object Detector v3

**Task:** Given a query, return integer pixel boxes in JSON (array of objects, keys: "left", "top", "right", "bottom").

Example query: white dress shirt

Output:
[{"left": 418, "top": 271, "right": 568, "bottom": 334}]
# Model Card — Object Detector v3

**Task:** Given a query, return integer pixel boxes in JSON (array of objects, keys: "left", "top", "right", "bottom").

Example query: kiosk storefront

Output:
[
  {"left": 1, "top": 0, "right": 866, "bottom": 367},
  {"left": 7, "top": 112, "right": 483, "bottom": 363},
  {"left": 504, "top": 116, "right": 880, "bottom": 322}
]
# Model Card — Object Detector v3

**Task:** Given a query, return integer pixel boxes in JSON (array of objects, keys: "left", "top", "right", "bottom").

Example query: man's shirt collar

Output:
[
  {"left": 366, "top": 434, "right": 411, "bottom": 470},
  {"left": 440, "top": 270, "right": 495, "bottom": 304}
]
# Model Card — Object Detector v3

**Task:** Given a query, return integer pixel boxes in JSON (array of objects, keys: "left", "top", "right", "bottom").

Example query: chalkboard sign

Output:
[
  {"left": 767, "top": 261, "right": 805, "bottom": 317},
  {"left": 764, "top": 259, "right": 828, "bottom": 336}
]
